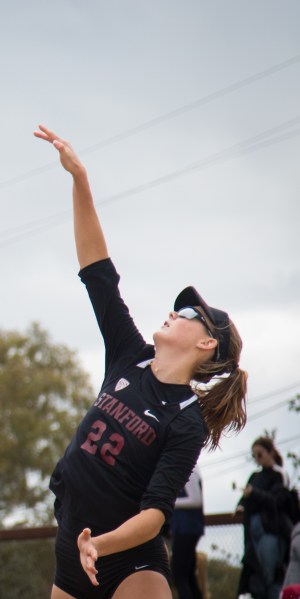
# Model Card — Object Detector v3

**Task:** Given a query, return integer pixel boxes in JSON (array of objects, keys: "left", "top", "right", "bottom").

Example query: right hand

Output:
[
  {"left": 234, "top": 505, "right": 245, "bottom": 515},
  {"left": 77, "top": 528, "right": 99, "bottom": 587},
  {"left": 34, "top": 124, "right": 85, "bottom": 177}
]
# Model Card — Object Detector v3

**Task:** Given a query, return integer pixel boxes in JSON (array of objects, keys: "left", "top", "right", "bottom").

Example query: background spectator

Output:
[
  {"left": 172, "top": 467, "right": 205, "bottom": 599},
  {"left": 236, "top": 436, "right": 291, "bottom": 599}
]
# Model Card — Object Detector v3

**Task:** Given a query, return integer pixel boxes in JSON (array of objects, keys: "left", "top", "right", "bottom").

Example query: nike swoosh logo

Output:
[
  {"left": 144, "top": 409, "right": 159, "bottom": 422},
  {"left": 135, "top": 564, "right": 149, "bottom": 570}
]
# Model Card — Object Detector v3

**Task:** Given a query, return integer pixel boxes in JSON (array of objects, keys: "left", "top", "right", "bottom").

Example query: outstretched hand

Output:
[
  {"left": 77, "top": 528, "right": 99, "bottom": 586},
  {"left": 34, "top": 125, "right": 85, "bottom": 177}
]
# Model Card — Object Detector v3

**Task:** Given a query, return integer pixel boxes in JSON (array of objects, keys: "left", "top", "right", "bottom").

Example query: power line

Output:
[
  {"left": 204, "top": 457, "right": 250, "bottom": 481},
  {"left": 200, "top": 395, "right": 300, "bottom": 474},
  {"left": 201, "top": 451, "right": 249, "bottom": 470},
  {"left": 248, "top": 381, "right": 300, "bottom": 404},
  {"left": 247, "top": 399, "right": 293, "bottom": 422},
  {"left": 2, "top": 125, "right": 299, "bottom": 245},
  {"left": 1, "top": 118, "right": 299, "bottom": 248},
  {"left": 1, "top": 53, "right": 300, "bottom": 192}
]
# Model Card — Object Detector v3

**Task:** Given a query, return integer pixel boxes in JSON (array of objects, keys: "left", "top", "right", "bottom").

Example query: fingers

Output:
[
  {"left": 33, "top": 124, "right": 62, "bottom": 144},
  {"left": 53, "top": 140, "right": 64, "bottom": 150},
  {"left": 88, "top": 572, "right": 99, "bottom": 586},
  {"left": 86, "top": 558, "right": 99, "bottom": 586},
  {"left": 84, "top": 554, "right": 99, "bottom": 586},
  {"left": 78, "top": 528, "right": 100, "bottom": 586},
  {"left": 81, "top": 554, "right": 99, "bottom": 586},
  {"left": 86, "top": 556, "right": 97, "bottom": 571},
  {"left": 33, "top": 125, "right": 83, "bottom": 176}
]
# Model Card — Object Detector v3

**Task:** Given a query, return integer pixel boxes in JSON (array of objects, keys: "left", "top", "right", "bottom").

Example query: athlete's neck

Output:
[{"left": 150, "top": 354, "right": 192, "bottom": 386}]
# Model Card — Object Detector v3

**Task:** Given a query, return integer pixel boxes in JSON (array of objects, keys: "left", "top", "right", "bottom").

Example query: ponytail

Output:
[{"left": 191, "top": 319, "right": 247, "bottom": 451}]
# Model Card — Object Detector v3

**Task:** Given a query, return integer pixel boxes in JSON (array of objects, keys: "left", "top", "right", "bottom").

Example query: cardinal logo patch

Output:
[{"left": 115, "top": 378, "right": 130, "bottom": 392}]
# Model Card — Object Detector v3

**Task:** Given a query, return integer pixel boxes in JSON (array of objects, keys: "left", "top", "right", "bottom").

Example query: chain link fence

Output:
[{"left": 200, "top": 519, "right": 244, "bottom": 566}]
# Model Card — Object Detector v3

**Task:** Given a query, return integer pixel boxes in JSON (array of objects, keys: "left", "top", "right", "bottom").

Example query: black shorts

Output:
[{"left": 54, "top": 526, "right": 171, "bottom": 599}]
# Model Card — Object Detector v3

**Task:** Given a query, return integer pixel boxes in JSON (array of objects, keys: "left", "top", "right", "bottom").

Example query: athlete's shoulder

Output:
[{"left": 168, "top": 402, "right": 208, "bottom": 445}]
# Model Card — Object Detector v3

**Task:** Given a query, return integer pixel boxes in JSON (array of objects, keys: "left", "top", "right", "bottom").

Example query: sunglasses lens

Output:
[
  {"left": 177, "top": 307, "right": 214, "bottom": 340},
  {"left": 177, "top": 308, "right": 198, "bottom": 320}
]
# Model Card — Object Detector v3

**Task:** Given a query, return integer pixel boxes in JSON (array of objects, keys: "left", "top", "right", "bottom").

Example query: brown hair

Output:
[
  {"left": 252, "top": 436, "right": 283, "bottom": 466},
  {"left": 192, "top": 317, "right": 247, "bottom": 451}
]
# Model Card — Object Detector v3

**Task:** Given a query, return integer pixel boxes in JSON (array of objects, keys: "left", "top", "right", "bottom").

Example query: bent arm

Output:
[
  {"left": 77, "top": 508, "right": 165, "bottom": 585},
  {"left": 34, "top": 125, "right": 108, "bottom": 268},
  {"left": 94, "top": 508, "right": 164, "bottom": 554}
]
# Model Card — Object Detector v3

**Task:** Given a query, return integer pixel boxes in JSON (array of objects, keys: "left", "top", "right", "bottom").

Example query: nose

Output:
[{"left": 169, "top": 311, "right": 178, "bottom": 320}]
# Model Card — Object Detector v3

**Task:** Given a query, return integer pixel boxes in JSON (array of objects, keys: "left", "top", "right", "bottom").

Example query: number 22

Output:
[{"left": 81, "top": 419, "right": 124, "bottom": 466}]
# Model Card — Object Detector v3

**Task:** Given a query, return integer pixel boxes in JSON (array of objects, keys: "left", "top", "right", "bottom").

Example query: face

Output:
[
  {"left": 153, "top": 309, "right": 216, "bottom": 356},
  {"left": 252, "top": 444, "right": 274, "bottom": 468}
]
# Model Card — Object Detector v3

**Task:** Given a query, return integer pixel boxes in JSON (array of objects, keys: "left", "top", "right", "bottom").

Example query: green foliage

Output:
[
  {"left": 0, "top": 322, "right": 94, "bottom": 526},
  {"left": 289, "top": 394, "right": 300, "bottom": 412},
  {"left": 0, "top": 539, "right": 55, "bottom": 599},
  {"left": 208, "top": 557, "right": 241, "bottom": 599},
  {"left": 287, "top": 451, "right": 300, "bottom": 479}
]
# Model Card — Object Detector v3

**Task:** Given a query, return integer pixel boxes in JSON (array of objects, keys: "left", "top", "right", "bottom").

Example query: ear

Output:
[{"left": 196, "top": 337, "right": 218, "bottom": 352}]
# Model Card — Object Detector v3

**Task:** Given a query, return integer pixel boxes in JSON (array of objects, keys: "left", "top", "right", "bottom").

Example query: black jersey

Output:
[{"left": 50, "top": 259, "right": 208, "bottom": 538}]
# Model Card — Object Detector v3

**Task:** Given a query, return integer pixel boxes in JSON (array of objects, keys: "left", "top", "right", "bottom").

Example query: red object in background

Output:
[{"left": 281, "top": 585, "right": 300, "bottom": 599}]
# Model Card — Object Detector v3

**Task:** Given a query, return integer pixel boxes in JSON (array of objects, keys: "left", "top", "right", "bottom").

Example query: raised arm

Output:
[{"left": 34, "top": 125, "right": 108, "bottom": 268}]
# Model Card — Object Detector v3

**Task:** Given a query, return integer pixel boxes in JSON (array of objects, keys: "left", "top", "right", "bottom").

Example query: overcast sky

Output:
[{"left": 1, "top": 0, "right": 300, "bottom": 515}]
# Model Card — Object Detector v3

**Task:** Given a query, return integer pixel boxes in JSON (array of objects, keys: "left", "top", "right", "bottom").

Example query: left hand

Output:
[
  {"left": 77, "top": 528, "right": 99, "bottom": 586},
  {"left": 34, "top": 124, "right": 85, "bottom": 177}
]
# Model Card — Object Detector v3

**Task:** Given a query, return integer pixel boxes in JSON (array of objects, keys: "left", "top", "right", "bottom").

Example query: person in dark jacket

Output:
[{"left": 236, "top": 436, "right": 290, "bottom": 599}]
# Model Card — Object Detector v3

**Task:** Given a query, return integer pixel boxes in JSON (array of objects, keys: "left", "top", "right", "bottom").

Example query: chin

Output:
[
  {"left": 153, "top": 330, "right": 159, "bottom": 344},
  {"left": 153, "top": 328, "right": 166, "bottom": 344}
]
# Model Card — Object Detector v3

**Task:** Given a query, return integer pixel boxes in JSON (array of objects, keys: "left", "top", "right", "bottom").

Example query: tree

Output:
[
  {"left": 289, "top": 394, "right": 300, "bottom": 413},
  {"left": 0, "top": 539, "right": 55, "bottom": 599},
  {"left": 0, "top": 322, "right": 94, "bottom": 526}
]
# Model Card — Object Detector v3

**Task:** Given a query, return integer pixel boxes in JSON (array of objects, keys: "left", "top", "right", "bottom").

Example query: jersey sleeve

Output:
[
  {"left": 79, "top": 258, "right": 146, "bottom": 374},
  {"left": 140, "top": 409, "right": 207, "bottom": 522}
]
